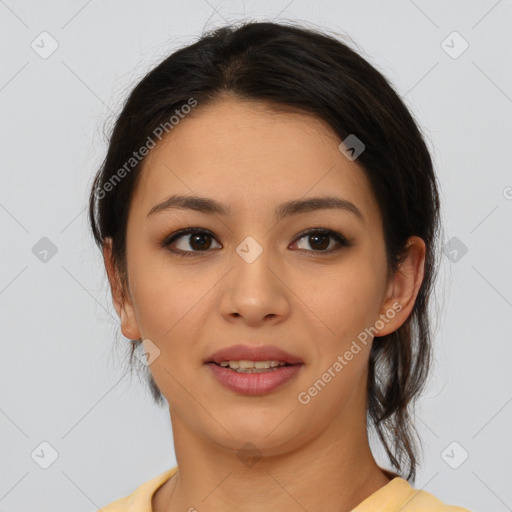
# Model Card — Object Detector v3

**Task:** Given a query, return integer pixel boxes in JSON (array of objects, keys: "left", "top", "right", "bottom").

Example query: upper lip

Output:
[{"left": 206, "top": 344, "right": 304, "bottom": 365}]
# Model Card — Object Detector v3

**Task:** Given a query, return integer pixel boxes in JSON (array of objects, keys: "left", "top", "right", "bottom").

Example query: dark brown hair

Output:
[{"left": 88, "top": 20, "right": 442, "bottom": 483}]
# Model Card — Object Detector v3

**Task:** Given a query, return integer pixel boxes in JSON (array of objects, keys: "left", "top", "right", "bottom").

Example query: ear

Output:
[
  {"left": 103, "top": 237, "right": 141, "bottom": 340},
  {"left": 373, "top": 236, "right": 426, "bottom": 337}
]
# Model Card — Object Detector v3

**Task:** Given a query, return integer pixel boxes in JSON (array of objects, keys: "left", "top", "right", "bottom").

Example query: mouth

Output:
[
  {"left": 204, "top": 344, "right": 304, "bottom": 395},
  {"left": 205, "top": 343, "right": 304, "bottom": 368},
  {"left": 207, "top": 360, "right": 300, "bottom": 373},
  {"left": 205, "top": 360, "right": 304, "bottom": 395}
]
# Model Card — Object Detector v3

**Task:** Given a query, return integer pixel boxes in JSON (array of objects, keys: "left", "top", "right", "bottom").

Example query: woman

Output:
[{"left": 89, "top": 20, "right": 471, "bottom": 512}]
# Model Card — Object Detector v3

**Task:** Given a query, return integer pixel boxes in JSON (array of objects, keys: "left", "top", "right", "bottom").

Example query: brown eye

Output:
[
  {"left": 162, "top": 228, "right": 221, "bottom": 256},
  {"left": 292, "top": 229, "right": 349, "bottom": 254}
]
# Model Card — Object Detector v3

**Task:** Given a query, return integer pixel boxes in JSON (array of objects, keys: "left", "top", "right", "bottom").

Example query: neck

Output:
[{"left": 153, "top": 410, "right": 392, "bottom": 511}]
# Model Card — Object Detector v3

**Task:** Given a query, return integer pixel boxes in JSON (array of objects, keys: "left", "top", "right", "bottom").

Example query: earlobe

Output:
[
  {"left": 374, "top": 236, "right": 426, "bottom": 337},
  {"left": 102, "top": 237, "right": 141, "bottom": 341},
  {"left": 118, "top": 305, "right": 141, "bottom": 341}
]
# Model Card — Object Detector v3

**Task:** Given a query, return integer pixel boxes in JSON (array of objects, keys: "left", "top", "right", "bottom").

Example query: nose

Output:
[{"left": 219, "top": 242, "right": 290, "bottom": 327}]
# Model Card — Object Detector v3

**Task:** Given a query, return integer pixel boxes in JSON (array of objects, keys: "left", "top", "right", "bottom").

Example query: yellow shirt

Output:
[{"left": 98, "top": 466, "right": 472, "bottom": 511}]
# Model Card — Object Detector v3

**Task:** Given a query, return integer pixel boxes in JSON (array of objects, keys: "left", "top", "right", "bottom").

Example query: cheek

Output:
[
  {"left": 127, "top": 251, "right": 189, "bottom": 336},
  {"left": 136, "top": 280, "right": 198, "bottom": 340},
  {"left": 299, "top": 266, "right": 380, "bottom": 343},
  {"left": 129, "top": 252, "right": 222, "bottom": 350}
]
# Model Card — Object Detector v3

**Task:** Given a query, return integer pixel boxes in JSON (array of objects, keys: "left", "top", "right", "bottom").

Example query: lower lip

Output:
[{"left": 206, "top": 363, "right": 303, "bottom": 395}]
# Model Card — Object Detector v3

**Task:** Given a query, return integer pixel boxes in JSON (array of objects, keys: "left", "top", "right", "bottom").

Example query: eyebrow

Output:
[{"left": 147, "top": 194, "right": 364, "bottom": 223}]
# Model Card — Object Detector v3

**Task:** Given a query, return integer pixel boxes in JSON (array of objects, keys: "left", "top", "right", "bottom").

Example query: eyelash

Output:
[{"left": 160, "top": 227, "right": 351, "bottom": 258}]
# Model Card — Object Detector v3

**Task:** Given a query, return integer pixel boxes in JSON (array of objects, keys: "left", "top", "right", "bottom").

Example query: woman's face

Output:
[{"left": 107, "top": 97, "right": 415, "bottom": 455}]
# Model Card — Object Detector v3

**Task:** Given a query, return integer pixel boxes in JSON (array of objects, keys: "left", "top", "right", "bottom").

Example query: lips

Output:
[
  {"left": 207, "top": 362, "right": 303, "bottom": 395},
  {"left": 205, "top": 344, "right": 304, "bottom": 365}
]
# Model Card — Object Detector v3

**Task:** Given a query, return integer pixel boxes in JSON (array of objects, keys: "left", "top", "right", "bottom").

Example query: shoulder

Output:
[
  {"left": 353, "top": 477, "right": 472, "bottom": 512},
  {"left": 96, "top": 467, "right": 178, "bottom": 512}
]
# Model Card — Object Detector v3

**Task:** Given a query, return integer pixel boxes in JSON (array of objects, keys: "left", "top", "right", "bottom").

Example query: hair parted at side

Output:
[{"left": 88, "top": 20, "right": 442, "bottom": 483}]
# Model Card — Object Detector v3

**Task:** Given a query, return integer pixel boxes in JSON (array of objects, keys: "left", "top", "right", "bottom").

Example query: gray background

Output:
[{"left": 1, "top": 1, "right": 511, "bottom": 511}]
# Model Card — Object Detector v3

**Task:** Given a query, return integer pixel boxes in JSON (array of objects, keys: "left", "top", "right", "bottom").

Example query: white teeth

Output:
[{"left": 218, "top": 360, "right": 287, "bottom": 370}]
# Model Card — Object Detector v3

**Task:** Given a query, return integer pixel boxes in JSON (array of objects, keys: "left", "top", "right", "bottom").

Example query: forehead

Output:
[{"left": 133, "top": 98, "right": 379, "bottom": 227}]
